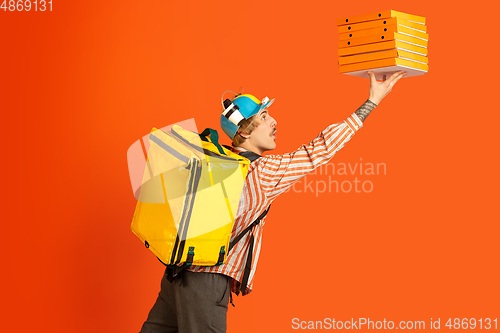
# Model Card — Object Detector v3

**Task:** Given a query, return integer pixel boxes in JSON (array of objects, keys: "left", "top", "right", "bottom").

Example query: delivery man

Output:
[{"left": 140, "top": 70, "right": 407, "bottom": 332}]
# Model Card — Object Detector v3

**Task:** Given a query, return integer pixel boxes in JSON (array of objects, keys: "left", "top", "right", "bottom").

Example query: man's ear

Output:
[{"left": 238, "top": 131, "right": 250, "bottom": 139}]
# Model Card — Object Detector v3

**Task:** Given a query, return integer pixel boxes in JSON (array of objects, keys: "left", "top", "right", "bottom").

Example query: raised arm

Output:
[
  {"left": 252, "top": 70, "right": 407, "bottom": 199},
  {"left": 253, "top": 113, "right": 362, "bottom": 200},
  {"left": 355, "top": 70, "right": 407, "bottom": 122}
]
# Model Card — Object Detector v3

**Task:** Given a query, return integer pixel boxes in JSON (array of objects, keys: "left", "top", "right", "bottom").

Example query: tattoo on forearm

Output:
[{"left": 355, "top": 99, "right": 378, "bottom": 122}]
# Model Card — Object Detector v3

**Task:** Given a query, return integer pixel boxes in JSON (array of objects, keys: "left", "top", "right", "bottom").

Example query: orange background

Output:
[{"left": 1, "top": 1, "right": 499, "bottom": 332}]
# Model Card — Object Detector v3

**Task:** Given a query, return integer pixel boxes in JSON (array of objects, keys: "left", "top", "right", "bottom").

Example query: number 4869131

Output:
[{"left": 1, "top": 0, "right": 53, "bottom": 11}]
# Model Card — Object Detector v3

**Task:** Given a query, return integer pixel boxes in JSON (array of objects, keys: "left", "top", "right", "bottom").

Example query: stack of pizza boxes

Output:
[{"left": 337, "top": 10, "right": 428, "bottom": 80}]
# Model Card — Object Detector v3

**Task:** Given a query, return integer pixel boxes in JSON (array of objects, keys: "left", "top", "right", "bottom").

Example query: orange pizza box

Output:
[
  {"left": 338, "top": 17, "right": 427, "bottom": 34},
  {"left": 339, "top": 24, "right": 428, "bottom": 41},
  {"left": 338, "top": 40, "right": 428, "bottom": 57},
  {"left": 338, "top": 49, "right": 428, "bottom": 66},
  {"left": 339, "top": 57, "right": 428, "bottom": 80},
  {"left": 337, "top": 10, "right": 426, "bottom": 26},
  {"left": 338, "top": 32, "right": 428, "bottom": 48}
]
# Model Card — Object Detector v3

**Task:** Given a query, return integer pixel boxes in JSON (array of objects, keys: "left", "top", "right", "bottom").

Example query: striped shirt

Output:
[{"left": 188, "top": 113, "right": 364, "bottom": 295}]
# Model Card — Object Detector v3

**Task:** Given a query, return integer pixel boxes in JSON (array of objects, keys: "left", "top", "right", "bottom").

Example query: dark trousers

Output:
[{"left": 140, "top": 269, "right": 231, "bottom": 333}]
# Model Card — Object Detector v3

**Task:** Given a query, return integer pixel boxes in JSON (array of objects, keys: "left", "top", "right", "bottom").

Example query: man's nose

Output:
[{"left": 271, "top": 116, "right": 277, "bottom": 127}]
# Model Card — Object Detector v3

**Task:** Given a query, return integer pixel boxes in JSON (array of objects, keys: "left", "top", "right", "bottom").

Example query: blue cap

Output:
[{"left": 220, "top": 93, "right": 274, "bottom": 140}]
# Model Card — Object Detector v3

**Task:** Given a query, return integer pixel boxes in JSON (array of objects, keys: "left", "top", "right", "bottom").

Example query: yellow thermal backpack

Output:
[{"left": 131, "top": 125, "right": 251, "bottom": 268}]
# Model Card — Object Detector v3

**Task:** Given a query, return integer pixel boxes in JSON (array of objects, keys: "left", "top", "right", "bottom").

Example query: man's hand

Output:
[
  {"left": 354, "top": 70, "right": 407, "bottom": 122},
  {"left": 368, "top": 70, "right": 407, "bottom": 105}
]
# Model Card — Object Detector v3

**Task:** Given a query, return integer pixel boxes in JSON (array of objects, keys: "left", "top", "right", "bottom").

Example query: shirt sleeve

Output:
[{"left": 253, "top": 113, "right": 364, "bottom": 199}]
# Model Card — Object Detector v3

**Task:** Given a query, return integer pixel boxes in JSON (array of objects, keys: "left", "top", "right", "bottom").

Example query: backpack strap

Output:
[
  {"left": 200, "top": 128, "right": 226, "bottom": 156},
  {"left": 230, "top": 205, "right": 270, "bottom": 294},
  {"left": 231, "top": 149, "right": 269, "bottom": 293},
  {"left": 228, "top": 206, "right": 270, "bottom": 252},
  {"left": 237, "top": 150, "right": 262, "bottom": 162}
]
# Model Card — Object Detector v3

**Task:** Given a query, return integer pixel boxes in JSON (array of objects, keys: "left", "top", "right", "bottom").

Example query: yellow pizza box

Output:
[
  {"left": 338, "top": 40, "right": 428, "bottom": 57},
  {"left": 338, "top": 17, "right": 427, "bottom": 34},
  {"left": 339, "top": 57, "right": 428, "bottom": 80},
  {"left": 339, "top": 24, "right": 428, "bottom": 41},
  {"left": 337, "top": 10, "right": 426, "bottom": 26},
  {"left": 338, "top": 32, "right": 428, "bottom": 48},
  {"left": 338, "top": 49, "right": 428, "bottom": 66}
]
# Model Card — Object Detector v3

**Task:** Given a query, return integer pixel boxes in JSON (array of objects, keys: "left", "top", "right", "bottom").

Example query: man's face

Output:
[{"left": 245, "top": 109, "right": 278, "bottom": 154}]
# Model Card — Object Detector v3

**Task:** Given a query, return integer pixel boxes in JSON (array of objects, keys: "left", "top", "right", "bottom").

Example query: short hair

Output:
[{"left": 232, "top": 114, "right": 261, "bottom": 147}]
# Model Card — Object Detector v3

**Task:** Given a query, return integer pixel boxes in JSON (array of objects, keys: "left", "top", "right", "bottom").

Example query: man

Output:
[{"left": 140, "top": 70, "right": 407, "bottom": 332}]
